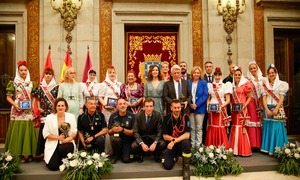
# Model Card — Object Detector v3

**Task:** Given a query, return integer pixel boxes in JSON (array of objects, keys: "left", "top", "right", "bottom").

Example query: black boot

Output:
[{"left": 182, "top": 156, "right": 190, "bottom": 180}]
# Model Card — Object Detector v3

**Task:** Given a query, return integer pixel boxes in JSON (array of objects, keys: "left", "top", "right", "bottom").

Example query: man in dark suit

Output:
[
  {"left": 164, "top": 64, "right": 192, "bottom": 115},
  {"left": 204, "top": 61, "right": 214, "bottom": 83},
  {"left": 180, "top": 61, "right": 190, "bottom": 80},
  {"left": 131, "top": 98, "right": 166, "bottom": 163}
]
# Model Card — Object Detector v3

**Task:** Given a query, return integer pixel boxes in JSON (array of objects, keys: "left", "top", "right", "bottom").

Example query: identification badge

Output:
[{"left": 19, "top": 100, "right": 31, "bottom": 110}]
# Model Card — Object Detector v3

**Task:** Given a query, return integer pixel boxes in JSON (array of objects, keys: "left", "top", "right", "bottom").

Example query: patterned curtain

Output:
[{"left": 126, "top": 33, "right": 178, "bottom": 83}]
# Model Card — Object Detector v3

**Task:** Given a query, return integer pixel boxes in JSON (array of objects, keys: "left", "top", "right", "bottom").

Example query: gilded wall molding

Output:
[
  {"left": 100, "top": 0, "right": 112, "bottom": 81},
  {"left": 192, "top": 0, "right": 203, "bottom": 67},
  {"left": 26, "top": 0, "right": 39, "bottom": 83},
  {"left": 254, "top": 1, "right": 265, "bottom": 74}
]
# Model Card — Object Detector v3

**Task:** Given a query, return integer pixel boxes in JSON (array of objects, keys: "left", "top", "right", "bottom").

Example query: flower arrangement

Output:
[
  {"left": 274, "top": 142, "right": 300, "bottom": 176},
  {"left": 191, "top": 145, "right": 243, "bottom": 178},
  {"left": 59, "top": 151, "right": 113, "bottom": 180},
  {"left": 0, "top": 151, "right": 23, "bottom": 180}
]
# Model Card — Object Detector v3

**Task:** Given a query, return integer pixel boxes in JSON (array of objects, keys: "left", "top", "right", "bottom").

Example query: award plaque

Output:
[
  {"left": 19, "top": 100, "right": 31, "bottom": 110},
  {"left": 128, "top": 97, "right": 138, "bottom": 105},
  {"left": 59, "top": 122, "right": 71, "bottom": 144},
  {"left": 232, "top": 103, "right": 243, "bottom": 112},
  {"left": 208, "top": 104, "right": 219, "bottom": 112},
  {"left": 107, "top": 98, "right": 118, "bottom": 107}
]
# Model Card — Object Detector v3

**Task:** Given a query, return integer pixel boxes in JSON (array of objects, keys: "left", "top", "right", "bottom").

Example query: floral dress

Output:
[
  {"left": 120, "top": 83, "right": 144, "bottom": 114},
  {"left": 5, "top": 80, "right": 37, "bottom": 156}
]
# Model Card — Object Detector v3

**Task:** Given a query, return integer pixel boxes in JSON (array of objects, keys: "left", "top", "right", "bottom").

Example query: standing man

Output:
[
  {"left": 204, "top": 61, "right": 214, "bottom": 83},
  {"left": 131, "top": 98, "right": 166, "bottom": 163},
  {"left": 180, "top": 61, "right": 190, "bottom": 80},
  {"left": 223, "top": 63, "right": 236, "bottom": 83},
  {"left": 108, "top": 98, "right": 135, "bottom": 164},
  {"left": 164, "top": 64, "right": 192, "bottom": 115},
  {"left": 162, "top": 99, "right": 191, "bottom": 180},
  {"left": 78, "top": 97, "right": 107, "bottom": 153}
]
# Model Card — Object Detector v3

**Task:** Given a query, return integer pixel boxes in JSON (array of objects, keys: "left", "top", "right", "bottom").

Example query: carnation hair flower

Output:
[
  {"left": 248, "top": 60, "right": 257, "bottom": 65},
  {"left": 285, "top": 148, "right": 291, "bottom": 155},
  {"left": 269, "top": 64, "right": 275, "bottom": 68},
  {"left": 234, "top": 66, "right": 242, "bottom": 71},
  {"left": 5, "top": 155, "right": 13, "bottom": 162},
  {"left": 108, "top": 65, "right": 115, "bottom": 69},
  {"left": 215, "top": 67, "right": 221, "bottom": 71},
  {"left": 17, "top": 60, "right": 27, "bottom": 67}
]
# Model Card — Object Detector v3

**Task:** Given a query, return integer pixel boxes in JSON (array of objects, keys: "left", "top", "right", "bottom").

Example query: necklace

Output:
[{"left": 88, "top": 113, "right": 95, "bottom": 130}]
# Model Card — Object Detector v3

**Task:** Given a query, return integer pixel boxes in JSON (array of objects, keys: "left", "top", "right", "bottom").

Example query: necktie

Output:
[
  {"left": 208, "top": 75, "right": 211, "bottom": 83},
  {"left": 178, "top": 81, "right": 182, "bottom": 98},
  {"left": 146, "top": 116, "right": 151, "bottom": 126}
]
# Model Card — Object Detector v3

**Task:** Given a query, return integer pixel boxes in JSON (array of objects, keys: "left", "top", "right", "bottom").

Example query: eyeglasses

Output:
[
  {"left": 70, "top": 72, "right": 76, "bottom": 74},
  {"left": 45, "top": 73, "right": 52, "bottom": 75}
]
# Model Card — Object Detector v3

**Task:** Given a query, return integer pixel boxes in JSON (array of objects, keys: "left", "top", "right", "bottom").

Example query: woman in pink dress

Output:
[
  {"left": 205, "top": 67, "right": 232, "bottom": 148},
  {"left": 246, "top": 61, "right": 263, "bottom": 149},
  {"left": 229, "top": 66, "right": 252, "bottom": 156}
]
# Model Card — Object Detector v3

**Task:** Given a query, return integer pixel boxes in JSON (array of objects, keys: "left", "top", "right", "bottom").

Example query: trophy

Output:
[
  {"left": 60, "top": 122, "right": 71, "bottom": 138},
  {"left": 179, "top": 94, "right": 186, "bottom": 109},
  {"left": 84, "top": 132, "right": 92, "bottom": 149},
  {"left": 113, "top": 122, "right": 120, "bottom": 137}
]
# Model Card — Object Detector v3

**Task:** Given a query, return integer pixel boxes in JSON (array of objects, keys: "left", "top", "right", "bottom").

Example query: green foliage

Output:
[
  {"left": 274, "top": 142, "right": 300, "bottom": 176},
  {"left": 0, "top": 151, "right": 24, "bottom": 180},
  {"left": 60, "top": 150, "right": 113, "bottom": 180},
  {"left": 191, "top": 145, "right": 243, "bottom": 179}
]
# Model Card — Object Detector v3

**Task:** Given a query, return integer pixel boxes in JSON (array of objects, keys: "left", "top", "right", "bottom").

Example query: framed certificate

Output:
[
  {"left": 107, "top": 98, "right": 118, "bottom": 107},
  {"left": 208, "top": 104, "right": 219, "bottom": 112},
  {"left": 128, "top": 97, "right": 138, "bottom": 105},
  {"left": 232, "top": 103, "right": 243, "bottom": 112},
  {"left": 19, "top": 100, "right": 31, "bottom": 110}
]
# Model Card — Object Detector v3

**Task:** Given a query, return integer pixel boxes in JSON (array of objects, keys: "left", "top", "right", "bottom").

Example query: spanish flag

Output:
[{"left": 59, "top": 49, "right": 72, "bottom": 83}]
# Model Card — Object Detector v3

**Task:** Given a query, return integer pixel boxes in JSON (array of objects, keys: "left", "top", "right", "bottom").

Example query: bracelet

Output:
[{"left": 122, "top": 127, "right": 125, "bottom": 133}]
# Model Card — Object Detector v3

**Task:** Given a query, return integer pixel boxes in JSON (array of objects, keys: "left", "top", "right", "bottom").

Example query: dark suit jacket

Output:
[
  {"left": 163, "top": 79, "right": 192, "bottom": 114},
  {"left": 133, "top": 110, "right": 163, "bottom": 144},
  {"left": 204, "top": 74, "right": 214, "bottom": 83},
  {"left": 181, "top": 73, "right": 190, "bottom": 80}
]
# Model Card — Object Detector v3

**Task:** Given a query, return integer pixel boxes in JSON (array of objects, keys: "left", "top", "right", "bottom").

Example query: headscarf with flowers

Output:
[
  {"left": 233, "top": 66, "right": 248, "bottom": 88},
  {"left": 246, "top": 60, "right": 263, "bottom": 81},
  {"left": 265, "top": 64, "right": 281, "bottom": 90},
  {"left": 14, "top": 60, "right": 31, "bottom": 84}
]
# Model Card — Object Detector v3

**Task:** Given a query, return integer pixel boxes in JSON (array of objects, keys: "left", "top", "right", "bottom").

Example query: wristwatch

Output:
[{"left": 172, "top": 138, "right": 175, "bottom": 142}]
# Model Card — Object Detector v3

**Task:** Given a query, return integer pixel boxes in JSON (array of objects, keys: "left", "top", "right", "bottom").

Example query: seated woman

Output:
[{"left": 43, "top": 98, "right": 77, "bottom": 171}]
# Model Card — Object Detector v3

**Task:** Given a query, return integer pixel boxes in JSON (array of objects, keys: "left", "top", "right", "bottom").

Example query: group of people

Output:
[{"left": 5, "top": 59, "right": 289, "bottom": 180}]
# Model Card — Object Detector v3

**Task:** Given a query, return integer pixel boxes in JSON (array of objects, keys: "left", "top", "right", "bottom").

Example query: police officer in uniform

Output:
[
  {"left": 108, "top": 98, "right": 135, "bottom": 164},
  {"left": 162, "top": 99, "right": 191, "bottom": 180},
  {"left": 78, "top": 97, "right": 107, "bottom": 153}
]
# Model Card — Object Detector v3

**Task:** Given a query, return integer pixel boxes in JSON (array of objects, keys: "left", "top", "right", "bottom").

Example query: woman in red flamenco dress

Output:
[
  {"left": 205, "top": 67, "right": 232, "bottom": 148},
  {"left": 229, "top": 67, "right": 252, "bottom": 156}
]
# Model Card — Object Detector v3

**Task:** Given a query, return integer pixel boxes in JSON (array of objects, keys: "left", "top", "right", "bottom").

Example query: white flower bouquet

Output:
[
  {"left": 274, "top": 142, "right": 300, "bottom": 176},
  {"left": 0, "top": 151, "right": 23, "bottom": 180},
  {"left": 60, "top": 150, "right": 113, "bottom": 180},
  {"left": 191, "top": 145, "right": 243, "bottom": 178}
]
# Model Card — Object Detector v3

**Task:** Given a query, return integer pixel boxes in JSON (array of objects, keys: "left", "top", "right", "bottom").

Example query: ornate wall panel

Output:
[
  {"left": 26, "top": 0, "right": 40, "bottom": 83},
  {"left": 100, "top": 0, "right": 112, "bottom": 81},
  {"left": 254, "top": 1, "right": 265, "bottom": 74},
  {"left": 192, "top": 0, "right": 203, "bottom": 67}
]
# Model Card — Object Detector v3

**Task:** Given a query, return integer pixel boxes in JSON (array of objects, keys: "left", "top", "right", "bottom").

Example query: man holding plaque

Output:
[
  {"left": 78, "top": 97, "right": 107, "bottom": 153},
  {"left": 131, "top": 98, "right": 166, "bottom": 163},
  {"left": 108, "top": 98, "right": 135, "bottom": 164},
  {"left": 163, "top": 64, "right": 192, "bottom": 115}
]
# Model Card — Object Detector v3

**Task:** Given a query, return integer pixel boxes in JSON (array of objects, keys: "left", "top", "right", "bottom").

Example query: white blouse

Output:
[{"left": 208, "top": 82, "right": 232, "bottom": 104}]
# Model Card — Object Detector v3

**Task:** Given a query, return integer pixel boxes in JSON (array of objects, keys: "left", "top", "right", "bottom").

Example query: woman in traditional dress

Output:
[
  {"left": 120, "top": 70, "right": 144, "bottom": 114},
  {"left": 205, "top": 67, "right": 232, "bottom": 148},
  {"left": 229, "top": 66, "right": 252, "bottom": 156},
  {"left": 161, "top": 61, "right": 170, "bottom": 82},
  {"left": 57, "top": 66, "right": 83, "bottom": 120},
  {"left": 261, "top": 64, "right": 288, "bottom": 155},
  {"left": 144, "top": 65, "right": 165, "bottom": 116},
  {"left": 80, "top": 67, "right": 100, "bottom": 111},
  {"left": 5, "top": 60, "right": 37, "bottom": 163},
  {"left": 99, "top": 65, "right": 122, "bottom": 152},
  {"left": 34, "top": 67, "right": 59, "bottom": 156},
  {"left": 246, "top": 61, "right": 263, "bottom": 149},
  {"left": 188, "top": 66, "right": 208, "bottom": 147},
  {"left": 43, "top": 98, "right": 77, "bottom": 171}
]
